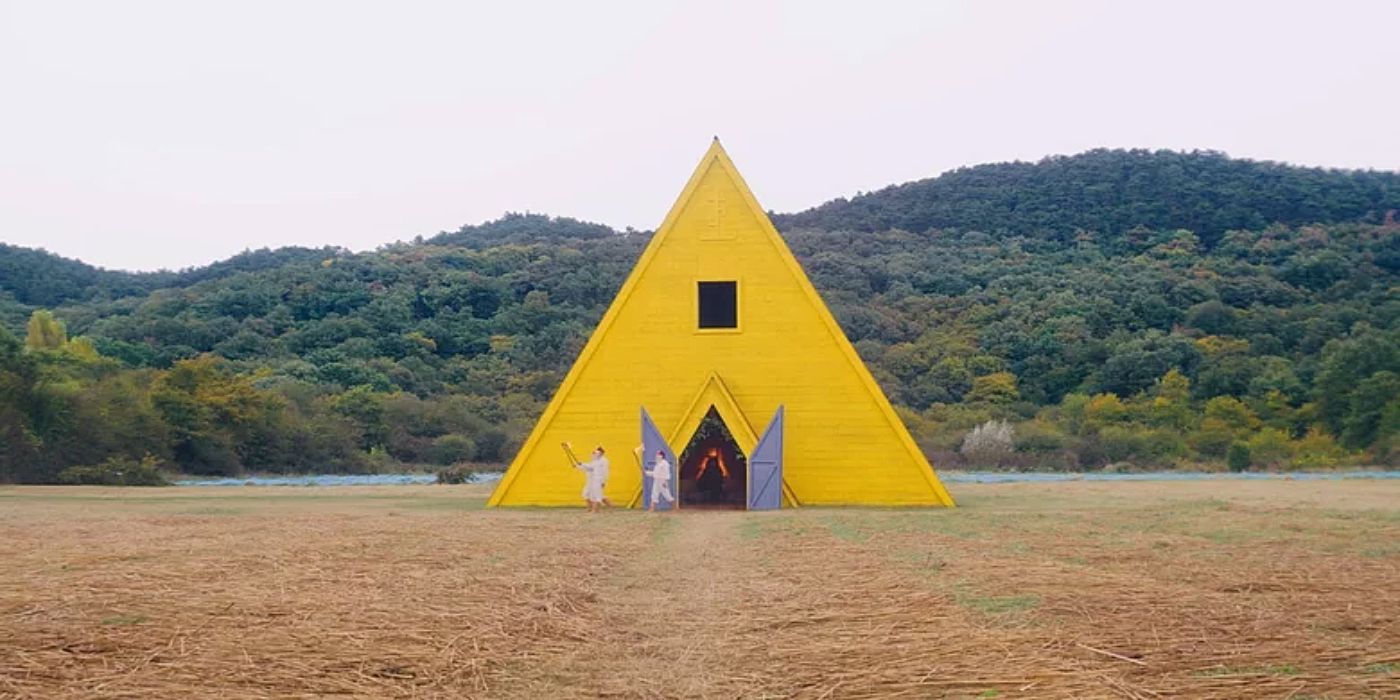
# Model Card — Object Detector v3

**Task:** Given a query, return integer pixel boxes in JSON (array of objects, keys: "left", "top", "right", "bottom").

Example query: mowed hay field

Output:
[{"left": 1, "top": 481, "right": 1397, "bottom": 699}]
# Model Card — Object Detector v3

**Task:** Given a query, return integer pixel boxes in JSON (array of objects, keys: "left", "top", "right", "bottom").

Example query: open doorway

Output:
[{"left": 678, "top": 406, "right": 748, "bottom": 509}]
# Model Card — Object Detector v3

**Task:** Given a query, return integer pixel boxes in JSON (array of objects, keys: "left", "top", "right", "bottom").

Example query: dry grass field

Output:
[{"left": 1, "top": 480, "right": 1397, "bottom": 699}]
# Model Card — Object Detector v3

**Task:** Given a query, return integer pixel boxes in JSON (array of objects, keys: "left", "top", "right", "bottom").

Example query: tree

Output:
[
  {"left": 1093, "top": 332, "right": 1200, "bottom": 398},
  {"left": 430, "top": 435, "right": 477, "bottom": 465},
  {"left": 1292, "top": 428, "right": 1346, "bottom": 469},
  {"left": 1315, "top": 327, "right": 1399, "bottom": 438},
  {"left": 1374, "top": 400, "right": 1400, "bottom": 465},
  {"left": 1058, "top": 393, "right": 1091, "bottom": 435},
  {"left": 965, "top": 372, "right": 1019, "bottom": 404},
  {"left": 1190, "top": 419, "right": 1236, "bottom": 459},
  {"left": 1227, "top": 442, "right": 1251, "bottom": 472},
  {"left": 1204, "top": 396, "right": 1259, "bottom": 432},
  {"left": 1084, "top": 393, "right": 1129, "bottom": 426},
  {"left": 1247, "top": 428, "right": 1293, "bottom": 469},
  {"left": 1148, "top": 369, "right": 1194, "bottom": 430},
  {"left": 1185, "top": 301, "right": 1235, "bottom": 335},
  {"left": 0, "top": 325, "right": 20, "bottom": 361},
  {"left": 0, "top": 325, "right": 41, "bottom": 481},
  {"left": 24, "top": 310, "right": 67, "bottom": 350},
  {"left": 151, "top": 356, "right": 283, "bottom": 475},
  {"left": 1154, "top": 369, "right": 1191, "bottom": 402},
  {"left": 1341, "top": 372, "right": 1400, "bottom": 450},
  {"left": 332, "top": 386, "right": 391, "bottom": 449}
]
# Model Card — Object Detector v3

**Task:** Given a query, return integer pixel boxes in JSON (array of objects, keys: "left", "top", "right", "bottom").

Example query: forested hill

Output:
[
  {"left": 0, "top": 243, "right": 345, "bottom": 309},
  {"left": 2, "top": 149, "right": 1398, "bottom": 483},
  {"left": 774, "top": 149, "right": 1400, "bottom": 246}
]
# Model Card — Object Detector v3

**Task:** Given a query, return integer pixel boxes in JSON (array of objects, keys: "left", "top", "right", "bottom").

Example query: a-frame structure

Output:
[{"left": 488, "top": 139, "right": 954, "bottom": 508}]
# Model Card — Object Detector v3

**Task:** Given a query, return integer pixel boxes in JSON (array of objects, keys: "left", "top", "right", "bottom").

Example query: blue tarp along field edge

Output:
[{"left": 942, "top": 470, "right": 1400, "bottom": 483}]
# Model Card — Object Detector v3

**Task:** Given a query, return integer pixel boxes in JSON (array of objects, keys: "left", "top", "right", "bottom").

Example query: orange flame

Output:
[{"left": 694, "top": 447, "right": 731, "bottom": 479}]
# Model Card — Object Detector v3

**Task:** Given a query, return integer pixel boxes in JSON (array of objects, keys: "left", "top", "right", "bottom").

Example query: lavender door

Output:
[
  {"left": 748, "top": 406, "right": 784, "bottom": 510},
  {"left": 640, "top": 407, "right": 678, "bottom": 511}
]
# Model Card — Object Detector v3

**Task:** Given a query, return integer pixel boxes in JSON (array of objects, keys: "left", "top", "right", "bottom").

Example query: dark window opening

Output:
[{"left": 698, "top": 281, "right": 737, "bottom": 329}]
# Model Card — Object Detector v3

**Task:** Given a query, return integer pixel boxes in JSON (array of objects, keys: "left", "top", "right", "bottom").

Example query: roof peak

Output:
[{"left": 705, "top": 136, "right": 727, "bottom": 158}]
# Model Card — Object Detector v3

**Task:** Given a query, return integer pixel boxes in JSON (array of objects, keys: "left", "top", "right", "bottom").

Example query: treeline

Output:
[
  {"left": 0, "top": 313, "right": 519, "bottom": 483},
  {"left": 2, "top": 150, "right": 1398, "bottom": 482},
  {"left": 0, "top": 242, "right": 346, "bottom": 308},
  {"left": 794, "top": 221, "right": 1398, "bottom": 469},
  {"left": 775, "top": 149, "right": 1400, "bottom": 247}
]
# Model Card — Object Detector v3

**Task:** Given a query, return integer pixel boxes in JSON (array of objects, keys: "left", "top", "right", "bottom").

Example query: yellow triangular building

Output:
[{"left": 488, "top": 140, "right": 955, "bottom": 508}]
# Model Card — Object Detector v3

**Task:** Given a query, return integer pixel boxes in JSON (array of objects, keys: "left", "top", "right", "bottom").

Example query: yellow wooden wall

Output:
[{"left": 488, "top": 141, "right": 954, "bottom": 507}]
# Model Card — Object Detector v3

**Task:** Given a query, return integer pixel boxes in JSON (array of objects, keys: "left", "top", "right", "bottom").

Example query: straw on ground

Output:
[{"left": 1, "top": 480, "right": 1397, "bottom": 698}]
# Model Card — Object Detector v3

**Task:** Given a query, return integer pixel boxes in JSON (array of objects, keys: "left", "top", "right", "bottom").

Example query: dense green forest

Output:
[
  {"left": 3, "top": 149, "right": 1397, "bottom": 482},
  {"left": 774, "top": 148, "right": 1400, "bottom": 245}
]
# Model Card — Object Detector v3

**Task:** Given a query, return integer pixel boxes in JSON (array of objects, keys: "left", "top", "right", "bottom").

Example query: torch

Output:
[{"left": 561, "top": 441, "right": 582, "bottom": 468}]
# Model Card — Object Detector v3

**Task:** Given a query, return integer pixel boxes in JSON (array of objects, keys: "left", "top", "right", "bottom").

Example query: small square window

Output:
[{"left": 698, "top": 281, "right": 737, "bottom": 329}]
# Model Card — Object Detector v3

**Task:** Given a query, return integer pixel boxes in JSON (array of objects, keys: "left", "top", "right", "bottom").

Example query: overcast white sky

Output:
[{"left": 2, "top": 1, "right": 1397, "bottom": 271}]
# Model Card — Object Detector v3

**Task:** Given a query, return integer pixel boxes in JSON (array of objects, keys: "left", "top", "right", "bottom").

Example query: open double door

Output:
[{"left": 637, "top": 405, "right": 786, "bottom": 511}]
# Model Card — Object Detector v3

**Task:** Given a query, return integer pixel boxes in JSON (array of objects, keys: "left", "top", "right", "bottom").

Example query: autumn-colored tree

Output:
[
  {"left": 965, "top": 372, "right": 1019, "bottom": 404},
  {"left": 24, "top": 310, "right": 67, "bottom": 350}
]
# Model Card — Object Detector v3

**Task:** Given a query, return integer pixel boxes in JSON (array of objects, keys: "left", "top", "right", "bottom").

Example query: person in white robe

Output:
[
  {"left": 645, "top": 450, "right": 675, "bottom": 512},
  {"left": 576, "top": 446, "right": 611, "bottom": 512}
]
